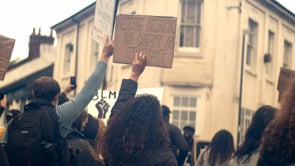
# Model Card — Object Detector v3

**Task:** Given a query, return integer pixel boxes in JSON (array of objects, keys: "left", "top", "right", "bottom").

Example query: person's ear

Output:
[{"left": 52, "top": 93, "right": 60, "bottom": 106}]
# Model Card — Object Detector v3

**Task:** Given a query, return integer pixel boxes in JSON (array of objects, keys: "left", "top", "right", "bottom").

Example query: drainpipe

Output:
[
  {"left": 71, "top": 18, "right": 80, "bottom": 96},
  {"left": 238, "top": 30, "right": 247, "bottom": 147}
]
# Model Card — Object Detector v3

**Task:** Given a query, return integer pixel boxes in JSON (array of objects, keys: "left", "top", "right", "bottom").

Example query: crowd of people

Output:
[{"left": 0, "top": 36, "right": 295, "bottom": 166}]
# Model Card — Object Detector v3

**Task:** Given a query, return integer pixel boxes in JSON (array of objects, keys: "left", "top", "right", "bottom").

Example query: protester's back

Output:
[
  {"left": 230, "top": 105, "right": 276, "bottom": 166},
  {"left": 66, "top": 111, "right": 104, "bottom": 166},
  {"left": 6, "top": 99, "right": 67, "bottom": 166},
  {"left": 197, "top": 129, "right": 234, "bottom": 166},
  {"left": 162, "top": 105, "right": 189, "bottom": 166}
]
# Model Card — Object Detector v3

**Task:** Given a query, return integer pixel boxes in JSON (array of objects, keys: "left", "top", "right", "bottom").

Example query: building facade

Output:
[
  {"left": 0, "top": 29, "right": 56, "bottom": 110},
  {"left": 51, "top": 0, "right": 295, "bottom": 148}
]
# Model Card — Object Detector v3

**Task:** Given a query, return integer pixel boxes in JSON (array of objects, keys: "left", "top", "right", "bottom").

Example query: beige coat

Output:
[{"left": 196, "top": 148, "right": 231, "bottom": 166}]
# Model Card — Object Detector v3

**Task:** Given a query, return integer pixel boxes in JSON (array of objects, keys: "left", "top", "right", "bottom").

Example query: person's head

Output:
[
  {"left": 161, "top": 105, "right": 171, "bottom": 122},
  {"left": 33, "top": 76, "right": 60, "bottom": 104},
  {"left": 258, "top": 79, "right": 295, "bottom": 165},
  {"left": 208, "top": 129, "right": 234, "bottom": 166},
  {"left": 83, "top": 114, "right": 99, "bottom": 139},
  {"left": 235, "top": 105, "right": 276, "bottom": 162},
  {"left": 183, "top": 125, "right": 195, "bottom": 138},
  {"left": 72, "top": 111, "right": 88, "bottom": 132},
  {"left": 102, "top": 94, "right": 169, "bottom": 165}
]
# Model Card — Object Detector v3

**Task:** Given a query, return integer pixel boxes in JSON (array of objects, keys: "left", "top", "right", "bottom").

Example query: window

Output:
[
  {"left": 171, "top": 96, "right": 197, "bottom": 131},
  {"left": 283, "top": 40, "right": 292, "bottom": 68},
  {"left": 63, "top": 43, "right": 73, "bottom": 74},
  {"left": 179, "top": 0, "right": 202, "bottom": 48},
  {"left": 266, "top": 31, "right": 275, "bottom": 77},
  {"left": 246, "top": 19, "right": 258, "bottom": 70},
  {"left": 239, "top": 108, "right": 254, "bottom": 144}
]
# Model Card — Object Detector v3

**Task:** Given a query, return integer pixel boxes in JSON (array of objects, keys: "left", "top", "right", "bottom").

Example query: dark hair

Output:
[
  {"left": 183, "top": 125, "right": 195, "bottom": 133},
  {"left": 0, "top": 92, "right": 4, "bottom": 100},
  {"left": 33, "top": 76, "right": 60, "bottom": 101},
  {"left": 83, "top": 114, "right": 99, "bottom": 139},
  {"left": 72, "top": 111, "right": 88, "bottom": 131},
  {"left": 235, "top": 105, "right": 276, "bottom": 163},
  {"left": 102, "top": 94, "right": 169, "bottom": 165},
  {"left": 208, "top": 129, "right": 234, "bottom": 166},
  {"left": 161, "top": 105, "right": 171, "bottom": 116},
  {"left": 258, "top": 80, "right": 295, "bottom": 166}
]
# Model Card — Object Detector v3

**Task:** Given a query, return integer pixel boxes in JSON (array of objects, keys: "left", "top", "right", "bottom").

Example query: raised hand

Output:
[
  {"left": 99, "top": 36, "right": 114, "bottom": 63},
  {"left": 130, "top": 52, "right": 147, "bottom": 81}
]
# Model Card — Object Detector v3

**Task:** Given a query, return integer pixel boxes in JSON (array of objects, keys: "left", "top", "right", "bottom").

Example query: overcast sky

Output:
[{"left": 0, "top": 0, "right": 294, "bottom": 61}]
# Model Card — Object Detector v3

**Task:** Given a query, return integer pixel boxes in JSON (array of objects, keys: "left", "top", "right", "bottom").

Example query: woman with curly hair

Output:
[
  {"left": 197, "top": 129, "right": 234, "bottom": 166},
  {"left": 257, "top": 80, "right": 295, "bottom": 166},
  {"left": 101, "top": 52, "right": 177, "bottom": 166},
  {"left": 230, "top": 105, "right": 276, "bottom": 166}
]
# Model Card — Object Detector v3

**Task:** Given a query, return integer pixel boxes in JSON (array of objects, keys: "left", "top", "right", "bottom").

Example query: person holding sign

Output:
[
  {"left": 102, "top": 52, "right": 177, "bottom": 166},
  {"left": 257, "top": 79, "right": 295, "bottom": 166}
]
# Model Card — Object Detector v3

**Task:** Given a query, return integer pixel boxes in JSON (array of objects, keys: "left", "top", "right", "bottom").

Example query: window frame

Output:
[
  {"left": 239, "top": 108, "right": 254, "bottom": 144},
  {"left": 171, "top": 95, "right": 198, "bottom": 131},
  {"left": 245, "top": 19, "right": 258, "bottom": 71},
  {"left": 283, "top": 40, "right": 292, "bottom": 68},
  {"left": 176, "top": 0, "right": 202, "bottom": 54},
  {"left": 63, "top": 43, "right": 73, "bottom": 75},
  {"left": 265, "top": 30, "right": 275, "bottom": 77}
]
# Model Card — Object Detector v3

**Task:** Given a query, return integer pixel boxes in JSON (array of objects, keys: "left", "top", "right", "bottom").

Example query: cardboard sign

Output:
[
  {"left": 92, "top": 0, "right": 118, "bottom": 45},
  {"left": 277, "top": 67, "right": 295, "bottom": 101},
  {"left": 113, "top": 14, "right": 177, "bottom": 68},
  {"left": 0, "top": 35, "right": 15, "bottom": 80}
]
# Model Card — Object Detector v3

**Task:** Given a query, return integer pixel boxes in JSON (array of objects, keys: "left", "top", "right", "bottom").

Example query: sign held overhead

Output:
[
  {"left": 92, "top": 0, "right": 118, "bottom": 46},
  {"left": 277, "top": 67, "right": 295, "bottom": 101},
  {"left": 113, "top": 14, "right": 177, "bottom": 68},
  {"left": 0, "top": 35, "right": 15, "bottom": 80}
]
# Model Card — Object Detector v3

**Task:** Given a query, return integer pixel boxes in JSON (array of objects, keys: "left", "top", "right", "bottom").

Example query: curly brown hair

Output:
[
  {"left": 101, "top": 94, "right": 169, "bottom": 165},
  {"left": 258, "top": 79, "right": 295, "bottom": 166}
]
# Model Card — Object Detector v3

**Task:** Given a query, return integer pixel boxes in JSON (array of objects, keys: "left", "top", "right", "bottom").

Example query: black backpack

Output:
[{"left": 6, "top": 99, "right": 68, "bottom": 166}]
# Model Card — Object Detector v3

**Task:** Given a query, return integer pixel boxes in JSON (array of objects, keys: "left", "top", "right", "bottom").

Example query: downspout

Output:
[{"left": 72, "top": 18, "right": 80, "bottom": 96}]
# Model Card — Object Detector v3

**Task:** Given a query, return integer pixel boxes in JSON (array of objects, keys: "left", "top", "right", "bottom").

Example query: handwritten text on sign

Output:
[
  {"left": 113, "top": 15, "right": 177, "bottom": 68},
  {"left": 92, "top": 0, "right": 116, "bottom": 45}
]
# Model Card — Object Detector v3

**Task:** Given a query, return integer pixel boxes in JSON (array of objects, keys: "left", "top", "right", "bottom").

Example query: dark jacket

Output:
[
  {"left": 165, "top": 122, "right": 189, "bottom": 166},
  {"left": 108, "top": 79, "right": 178, "bottom": 166},
  {"left": 67, "top": 128, "right": 104, "bottom": 166},
  {"left": 6, "top": 99, "right": 67, "bottom": 166},
  {"left": 0, "top": 143, "right": 9, "bottom": 166}
]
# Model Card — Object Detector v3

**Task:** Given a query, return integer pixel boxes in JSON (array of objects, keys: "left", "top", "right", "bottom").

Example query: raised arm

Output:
[
  {"left": 56, "top": 37, "right": 113, "bottom": 137},
  {"left": 110, "top": 52, "right": 146, "bottom": 117}
]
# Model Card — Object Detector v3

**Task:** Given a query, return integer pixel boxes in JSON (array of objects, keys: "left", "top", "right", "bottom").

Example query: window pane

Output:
[
  {"left": 173, "top": 110, "right": 179, "bottom": 120},
  {"left": 174, "top": 97, "right": 180, "bottom": 106},
  {"left": 190, "top": 97, "right": 197, "bottom": 107},
  {"left": 189, "top": 112, "right": 196, "bottom": 120},
  {"left": 182, "top": 97, "right": 189, "bottom": 107},
  {"left": 187, "top": 2, "right": 196, "bottom": 23},
  {"left": 181, "top": 111, "right": 188, "bottom": 120},
  {"left": 183, "top": 26, "right": 195, "bottom": 47}
]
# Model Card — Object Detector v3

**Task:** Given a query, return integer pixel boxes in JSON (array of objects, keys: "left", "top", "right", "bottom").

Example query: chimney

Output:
[{"left": 28, "top": 27, "right": 55, "bottom": 60}]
